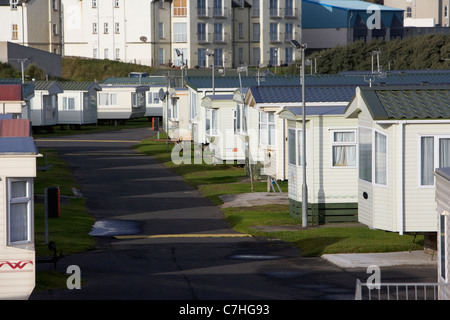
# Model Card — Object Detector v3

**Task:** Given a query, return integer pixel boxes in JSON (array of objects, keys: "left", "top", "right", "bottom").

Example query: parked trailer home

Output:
[
  {"left": 344, "top": 85, "right": 450, "bottom": 240},
  {"left": 97, "top": 84, "right": 148, "bottom": 121},
  {"left": 0, "top": 119, "right": 39, "bottom": 299},
  {"left": 101, "top": 77, "right": 168, "bottom": 120},
  {"left": 27, "top": 81, "right": 63, "bottom": 128},
  {"left": 57, "top": 81, "right": 101, "bottom": 127},
  {"left": 0, "top": 82, "right": 34, "bottom": 120},
  {"left": 201, "top": 92, "right": 246, "bottom": 163}
]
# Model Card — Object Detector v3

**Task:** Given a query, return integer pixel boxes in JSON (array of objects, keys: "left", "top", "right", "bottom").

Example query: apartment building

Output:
[
  {"left": 61, "top": 0, "right": 302, "bottom": 68},
  {"left": 0, "top": 0, "right": 62, "bottom": 54},
  {"left": 384, "top": 0, "right": 450, "bottom": 27}
]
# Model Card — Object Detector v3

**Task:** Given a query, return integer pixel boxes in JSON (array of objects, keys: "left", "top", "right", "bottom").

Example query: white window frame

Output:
[
  {"left": 99, "top": 93, "right": 118, "bottom": 106},
  {"left": 205, "top": 108, "right": 218, "bottom": 136},
  {"left": 331, "top": 129, "right": 357, "bottom": 168},
  {"left": 147, "top": 92, "right": 161, "bottom": 105},
  {"left": 259, "top": 111, "right": 276, "bottom": 147},
  {"left": 374, "top": 130, "right": 388, "bottom": 187},
  {"left": 62, "top": 96, "right": 76, "bottom": 111},
  {"left": 288, "top": 128, "right": 303, "bottom": 167},
  {"left": 169, "top": 98, "right": 179, "bottom": 120},
  {"left": 7, "top": 178, "right": 33, "bottom": 245},
  {"left": 419, "top": 134, "right": 450, "bottom": 188}
]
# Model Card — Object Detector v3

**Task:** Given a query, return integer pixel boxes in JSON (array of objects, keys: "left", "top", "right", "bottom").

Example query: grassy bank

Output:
[
  {"left": 34, "top": 149, "right": 96, "bottom": 290},
  {"left": 134, "top": 135, "right": 424, "bottom": 256}
]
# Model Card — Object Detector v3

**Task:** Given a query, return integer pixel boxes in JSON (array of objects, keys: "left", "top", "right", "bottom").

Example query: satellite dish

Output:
[
  {"left": 158, "top": 88, "right": 167, "bottom": 101},
  {"left": 140, "top": 36, "right": 148, "bottom": 43}
]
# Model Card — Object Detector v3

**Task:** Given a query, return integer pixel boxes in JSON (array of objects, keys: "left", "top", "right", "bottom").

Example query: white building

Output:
[
  {"left": 0, "top": 0, "right": 62, "bottom": 54},
  {"left": 384, "top": 0, "right": 450, "bottom": 27},
  {"left": 61, "top": 0, "right": 302, "bottom": 68}
]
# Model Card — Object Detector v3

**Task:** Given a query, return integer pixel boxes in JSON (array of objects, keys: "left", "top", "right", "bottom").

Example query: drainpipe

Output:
[{"left": 399, "top": 121, "right": 404, "bottom": 235}]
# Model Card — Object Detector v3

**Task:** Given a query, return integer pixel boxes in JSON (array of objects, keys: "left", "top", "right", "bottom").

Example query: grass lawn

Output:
[
  {"left": 34, "top": 149, "right": 96, "bottom": 291},
  {"left": 134, "top": 135, "right": 425, "bottom": 256}
]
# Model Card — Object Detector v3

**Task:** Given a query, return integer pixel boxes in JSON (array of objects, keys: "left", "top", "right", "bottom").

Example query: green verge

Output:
[{"left": 34, "top": 149, "right": 96, "bottom": 291}]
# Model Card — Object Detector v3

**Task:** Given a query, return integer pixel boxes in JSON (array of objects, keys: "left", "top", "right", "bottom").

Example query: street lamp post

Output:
[
  {"left": 175, "top": 49, "right": 184, "bottom": 87},
  {"left": 205, "top": 51, "right": 215, "bottom": 97},
  {"left": 291, "top": 40, "right": 308, "bottom": 227}
]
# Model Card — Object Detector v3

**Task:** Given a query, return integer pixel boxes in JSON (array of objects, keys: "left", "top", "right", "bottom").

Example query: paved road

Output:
[{"left": 30, "top": 127, "right": 437, "bottom": 304}]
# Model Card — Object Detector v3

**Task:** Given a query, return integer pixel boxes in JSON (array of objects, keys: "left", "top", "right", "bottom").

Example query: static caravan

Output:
[
  {"left": 28, "top": 81, "right": 63, "bottom": 128},
  {"left": 165, "top": 87, "right": 191, "bottom": 141},
  {"left": 57, "top": 81, "right": 101, "bottom": 126},
  {"left": 101, "top": 77, "right": 168, "bottom": 120},
  {"left": 279, "top": 105, "right": 359, "bottom": 224},
  {"left": 245, "top": 85, "right": 358, "bottom": 182},
  {"left": 201, "top": 93, "right": 246, "bottom": 163},
  {"left": 97, "top": 84, "right": 148, "bottom": 121},
  {"left": 0, "top": 119, "right": 40, "bottom": 300},
  {"left": 344, "top": 85, "right": 450, "bottom": 236},
  {"left": 185, "top": 75, "right": 300, "bottom": 148},
  {"left": 0, "top": 83, "right": 34, "bottom": 120},
  {"left": 436, "top": 167, "right": 450, "bottom": 299}
]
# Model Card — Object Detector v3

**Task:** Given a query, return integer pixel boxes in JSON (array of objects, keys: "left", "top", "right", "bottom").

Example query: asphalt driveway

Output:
[{"left": 30, "top": 127, "right": 437, "bottom": 303}]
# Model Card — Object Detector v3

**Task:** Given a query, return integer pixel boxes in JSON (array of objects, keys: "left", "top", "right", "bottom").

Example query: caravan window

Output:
[
  {"left": 332, "top": 130, "right": 356, "bottom": 167},
  {"left": 421, "top": 136, "right": 450, "bottom": 186},
  {"left": 8, "top": 179, "right": 33, "bottom": 245}
]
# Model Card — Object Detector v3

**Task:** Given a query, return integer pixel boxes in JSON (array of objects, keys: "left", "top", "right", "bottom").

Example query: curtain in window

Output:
[
  {"left": 333, "top": 132, "right": 356, "bottom": 166},
  {"left": 421, "top": 137, "right": 434, "bottom": 186},
  {"left": 268, "top": 113, "right": 275, "bottom": 146},
  {"left": 375, "top": 132, "right": 387, "bottom": 185}
]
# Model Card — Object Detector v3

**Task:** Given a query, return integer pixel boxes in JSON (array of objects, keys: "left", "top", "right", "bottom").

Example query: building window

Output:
[
  {"left": 259, "top": 111, "right": 275, "bottom": 146},
  {"left": 12, "top": 24, "right": 18, "bottom": 40},
  {"left": 213, "top": 0, "right": 223, "bottom": 17},
  {"left": 252, "top": 0, "right": 260, "bottom": 17},
  {"left": 93, "top": 48, "right": 98, "bottom": 59},
  {"left": 116, "top": 48, "right": 120, "bottom": 60},
  {"left": 197, "top": 0, "right": 207, "bottom": 16},
  {"left": 214, "top": 23, "right": 223, "bottom": 42},
  {"left": 62, "top": 97, "right": 76, "bottom": 110},
  {"left": 53, "top": 24, "right": 58, "bottom": 35},
  {"left": 270, "top": 23, "right": 278, "bottom": 42},
  {"left": 420, "top": 136, "right": 450, "bottom": 186},
  {"left": 92, "top": 0, "right": 97, "bottom": 8},
  {"left": 158, "top": 48, "right": 164, "bottom": 65},
  {"left": 93, "top": 23, "right": 98, "bottom": 34},
  {"left": 238, "top": 47, "right": 244, "bottom": 65},
  {"left": 285, "top": 23, "right": 293, "bottom": 42},
  {"left": 115, "top": 22, "right": 120, "bottom": 34},
  {"left": 190, "top": 91, "right": 197, "bottom": 119},
  {"left": 159, "top": 22, "right": 164, "bottom": 39},
  {"left": 445, "top": 6, "right": 448, "bottom": 18},
  {"left": 238, "top": 23, "right": 244, "bottom": 39},
  {"left": 99, "top": 93, "right": 117, "bottom": 106},
  {"left": 270, "top": 47, "right": 278, "bottom": 65},
  {"left": 205, "top": 108, "right": 218, "bottom": 136},
  {"left": 104, "top": 23, "right": 109, "bottom": 34},
  {"left": 173, "top": 23, "right": 187, "bottom": 42},
  {"left": 406, "top": 7, "right": 412, "bottom": 18},
  {"left": 104, "top": 48, "right": 109, "bottom": 59},
  {"left": 285, "top": 47, "right": 293, "bottom": 64},
  {"left": 114, "top": 0, "right": 119, "bottom": 8},
  {"left": 8, "top": 178, "right": 33, "bottom": 245},
  {"left": 270, "top": 0, "right": 278, "bottom": 17},
  {"left": 252, "top": 23, "right": 260, "bottom": 42},
  {"left": 332, "top": 131, "right": 356, "bottom": 167},
  {"left": 214, "top": 48, "right": 223, "bottom": 66},
  {"left": 252, "top": 47, "right": 260, "bottom": 66},
  {"left": 197, "top": 48, "right": 206, "bottom": 67},
  {"left": 173, "top": 0, "right": 187, "bottom": 16},
  {"left": 10, "top": 0, "right": 18, "bottom": 10},
  {"left": 53, "top": 0, "right": 59, "bottom": 10},
  {"left": 197, "top": 23, "right": 206, "bottom": 42}
]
